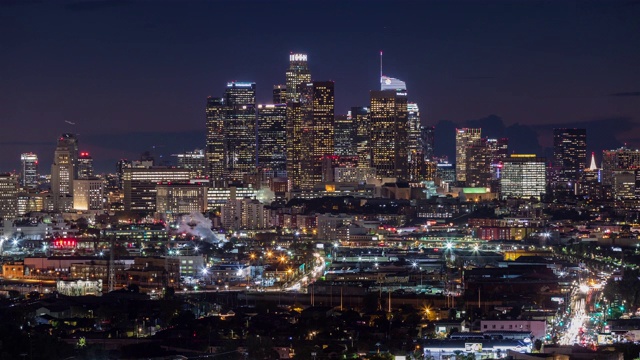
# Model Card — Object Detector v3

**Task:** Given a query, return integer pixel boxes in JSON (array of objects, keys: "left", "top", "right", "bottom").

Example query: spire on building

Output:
[{"left": 589, "top": 152, "right": 598, "bottom": 171}]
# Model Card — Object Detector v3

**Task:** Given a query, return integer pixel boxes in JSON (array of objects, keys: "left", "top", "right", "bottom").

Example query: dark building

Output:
[
  {"left": 334, "top": 114, "right": 356, "bottom": 156},
  {"left": 206, "top": 96, "right": 226, "bottom": 183},
  {"left": 272, "top": 84, "right": 286, "bottom": 104},
  {"left": 553, "top": 128, "right": 586, "bottom": 182},
  {"left": 77, "top": 152, "right": 94, "bottom": 179},
  {"left": 258, "top": 103, "right": 287, "bottom": 175}
]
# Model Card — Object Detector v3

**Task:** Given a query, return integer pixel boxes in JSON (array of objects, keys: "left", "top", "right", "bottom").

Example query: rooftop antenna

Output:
[{"left": 379, "top": 50, "right": 383, "bottom": 81}]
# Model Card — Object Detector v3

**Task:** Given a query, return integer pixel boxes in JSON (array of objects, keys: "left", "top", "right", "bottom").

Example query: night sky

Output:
[{"left": 1, "top": 0, "right": 639, "bottom": 173}]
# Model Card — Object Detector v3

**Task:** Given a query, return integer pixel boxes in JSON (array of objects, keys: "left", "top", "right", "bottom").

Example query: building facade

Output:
[
  {"left": 455, "top": 128, "right": 481, "bottom": 183},
  {"left": 369, "top": 90, "right": 408, "bottom": 179},
  {"left": 500, "top": 155, "right": 546, "bottom": 200}
]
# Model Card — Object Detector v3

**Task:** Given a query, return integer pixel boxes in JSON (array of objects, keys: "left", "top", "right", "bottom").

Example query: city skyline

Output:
[{"left": 1, "top": 0, "right": 639, "bottom": 172}]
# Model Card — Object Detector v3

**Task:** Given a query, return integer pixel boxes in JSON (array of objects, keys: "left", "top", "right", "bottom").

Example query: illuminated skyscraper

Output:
[
  {"left": 369, "top": 90, "right": 408, "bottom": 179},
  {"left": 0, "top": 173, "right": 18, "bottom": 219},
  {"left": 407, "top": 103, "right": 423, "bottom": 180},
  {"left": 501, "top": 154, "right": 546, "bottom": 199},
  {"left": 51, "top": 133, "right": 78, "bottom": 210},
  {"left": 20, "top": 152, "right": 38, "bottom": 189},
  {"left": 123, "top": 167, "right": 191, "bottom": 211},
  {"left": 77, "top": 152, "right": 94, "bottom": 179},
  {"left": 285, "top": 53, "right": 312, "bottom": 189},
  {"left": 172, "top": 149, "right": 206, "bottom": 178},
  {"left": 455, "top": 128, "right": 481, "bottom": 182},
  {"left": 553, "top": 128, "right": 586, "bottom": 182},
  {"left": 224, "top": 82, "right": 257, "bottom": 181},
  {"left": 352, "top": 106, "right": 371, "bottom": 168},
  {"left": 299, "top": 81, "right": 335, "bottom": 189},
  {"left": 206, "top": 96, "right": 226, "bottom": 183},
  {"left": 601, "top": 147, "right": 640, "bottom": 186},
  {"left": 258, "top": 103, "right": 287, "bottom": 175},
  {"left": 465, "top": 139, "right": 492, "bottom": 188},
  {"left": 334, "top": 114, "right": 356, "bottom": 156},
  {"left": 285, "top": 53, "right": 311, "bottom": 103}
]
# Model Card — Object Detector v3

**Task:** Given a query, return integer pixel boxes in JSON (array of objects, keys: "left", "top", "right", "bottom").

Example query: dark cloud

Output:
[
  {"left": 608, "top": 91, "right": 640, "bottom": 97},
  {"left": 0, "top": 141, "right": 53, "bottom": 147}
]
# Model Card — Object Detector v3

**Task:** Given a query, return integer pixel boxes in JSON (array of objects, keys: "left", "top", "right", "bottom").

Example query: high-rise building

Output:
[
  {"left": 116, "top": 159, "right": 131, "bottom": 190},
  {"left": 553, "top": 128, "right": 587, "bottom": 182},
  {"left": 601, "top": 147, "right": 640, "bottom": 186},
  {"left": 465, "top": 139, "right": 492, "bottom": 188},
  {"left": 285, "top": 53, "right": 312, "bottom": 190},
  {"left": 156, "top": 182, "right": 207, "bottom": 215},
  {"left": 77, "top": 152, "right": 94, "bottom": 179},
  {"left": 20, "top": 153, "right": 38, "bottom": 189},
  {"left": 206, "top": 96, "right": 226, "bottom": 183},
  {"left": 51, "top": 133, "right": 79, "bottom": 210},
  {"left": 273, "top": 84, "right": 287, "bottom": 104},
  {"left": 299, "top": 81, "right": 335, "bottom": 189},
  {"left": 369, "top": 90, "right": 408, "bottom": 179},
  {"left": 422, "top": 126, "right": 435, "bottom": 162},
  {"left": 224, "top": 82, "right": 257, "bottom": 181},
  {"left": 487, "top": 137, "right": 509, "bottom": 191},
  {"left": 0, "top": 173, "right": 19, "bottom": 219},
  {"left": 73, "top": 178, "right": 104, "bottom": 211},
  {"left": 172, "top": 149, "right": 206, "bottom": 178},
  {"left": 352, "top": 106, "right": 371, "bottom": 168},
  {"left": 257, "top": 104, "right": 287, "bottom": 175},
  {"left": 500, "top": 154, "right": 546, "bottom": 200},
  {"left": 123, "top": 167, "right": 191, "bottom": 212},
  {"left": 334, "top": 114, "right": 356, "bottom": 156},
  {"left": 407, "top": 103, "right": 423, "bottom": 181},
  {"left": 285, "top": 53, "right": 311, "bottom": 103},
  {"left": 455, "top": 128, "right": 481, "bottom": 183}
]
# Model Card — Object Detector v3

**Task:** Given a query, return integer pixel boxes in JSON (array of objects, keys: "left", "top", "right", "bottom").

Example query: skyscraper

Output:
[
  {"left": 172, "top": 149, "right": 206, "bottom": 178},
  {"left": 77, "top": 152, "right": 94, "bottom": 179},
  {"left": 352, "top": 106, "right": 371, "bottom": 168},
  {"left": 223, "top": 82, "right": 257, "bottom": 181},
  {"left": 285, "top": 53, "right": 311, "bottom": 103},
  {"left": 51, "top": 133, "right": 79, "bottom": 210},
  {"left": 501, "top": 154, "right": 546, "bottom": 199},
  {"left": 601, "top": 147, "right": 640, "bottom": 186},
  {"left": 553, "top": 128, "right": 587, "bottom": 182},
  {"left": 369, "top": 90, "right": 408, "bottom": 179},
  {"left": 299, "top": 81, "right": 335, "bottom": 189},
  {"left": 257, "top": 103, "right": 287, "bottom": 175},
  {"left": 20, "top": 152, "right": 38, "bottom": 189},
  {"left": 285, "top": 53, "right": 312, "bottom": 189},
  {"left": 123, "top": 167, "right": 191, "bottom": 211},
  {"left": 465, "top": 139, "right": 492, "bottom": 188},
  {"left": 407, "top": 103, "right": 423, "bottom": 181},
  {"left": 455, "top": 128, "right": 481, "bottom": 182},
  {"left": 206, "top": 96, "right": 226, "bottom": 183},
  {"left": 422, "top": 126, "right": 435, "bottom": 162},
  {"left": 334, "top": 114, "right": 356, "bottom": 156},
  {"left": 0, "top": 173, "right": 18, "bottom": 219}
]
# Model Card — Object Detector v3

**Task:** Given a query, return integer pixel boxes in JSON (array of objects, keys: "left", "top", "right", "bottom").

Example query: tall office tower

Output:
[
  {"left": 257, "top": 104, "right": 287, "bottom": 175},
  {"left": 601, "top": 147, "right": 640, "bottom": 186},
  {"left": 73, "top": 179, "right": 104, "bottom": 211},
  {"left": 123, "top": 167, "right": 191, "bottom": 211},
  {"left": 273, "top": 85, "right": 287, "bottom": 104},
  {"left": 407, "top": 103, "right": 424, "bottom": 181},
  {"left": 455, "top": 128, "right": 481, "bottom": 183},
  {"left": 370, "top": 90, "right": 408, "bottom": 179},
  {"left": 352, "top": 106, "right": 371, "bottom": 168},
  {"left": 285, "top": 53, "right": 312, "bottom": 189},
  {"left": 422, "top": 126, "right": 435, "bottom": 161},
  {"left": 500, "top": 154, "right": 546, "bottom": 200},
  {"left": 116, "top": 159, "right": 131, "bottom": 190},
  {"left": 334, "top": 114, "right": 356, "bottom": 156},
  {"left": 0, "top": 173, "right": 19, "bottom": 219},
  {"left": 172, "top": 149, "right": 206, "bottom": 178},
  {"left": 298, "top": 81, "right": 335, "bottom": 189},
  {"left": 553, "top": 128, "right": 587, "bottom": 183},
  {"left": 487, "top": 137, "right": 508, "bottom": 175},
  {"left": 206, "top": 96, "right": 226, "bottom": 184},
  {"left": 77, "top": 152, "right": 94, "bottom": 179},
  {"left": 285, "top": 53, "right": 311, "bottom": 103},
  {"left": 465, "top": 139, "right": 492, "bottom": 188},
  {"left": 20, "top": 153, "right": 38, "bottom": 189},
  {"left": 223, "top": 82, "right": 257, "bottom": 181},
  {"left": 51, "top": 133, "right": 79, "bottom": 210}
]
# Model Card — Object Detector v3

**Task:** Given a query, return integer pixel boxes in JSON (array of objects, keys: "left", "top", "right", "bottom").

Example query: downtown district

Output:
[{"left": 0, "top": 53, "right": 640, "bottom": 360}]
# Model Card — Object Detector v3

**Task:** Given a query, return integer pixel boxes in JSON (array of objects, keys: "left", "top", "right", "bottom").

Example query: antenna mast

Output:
[{"left": 379, "top": 50, "right": 383, "bottom": 80}]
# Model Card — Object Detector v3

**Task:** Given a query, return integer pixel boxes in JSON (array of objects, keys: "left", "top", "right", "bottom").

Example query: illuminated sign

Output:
[
  {"left": 53, "top": 238, "right": 77, "bottom": 249},
  {"left": 289, "top": 53, "right": 307, "bottom": 61}
]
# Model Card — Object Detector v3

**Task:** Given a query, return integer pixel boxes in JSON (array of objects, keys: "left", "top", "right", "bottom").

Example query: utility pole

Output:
[{"left": 108, "top": 235, "right": 115, "bottom": 292}]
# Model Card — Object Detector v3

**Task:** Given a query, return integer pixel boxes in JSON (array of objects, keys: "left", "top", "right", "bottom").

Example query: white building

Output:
[
  {"left": 73, "top": 178, "right": 104, "bottom": 211},
  {"left": 501, "top": 155, "right": 546, "bottom": 200}
]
